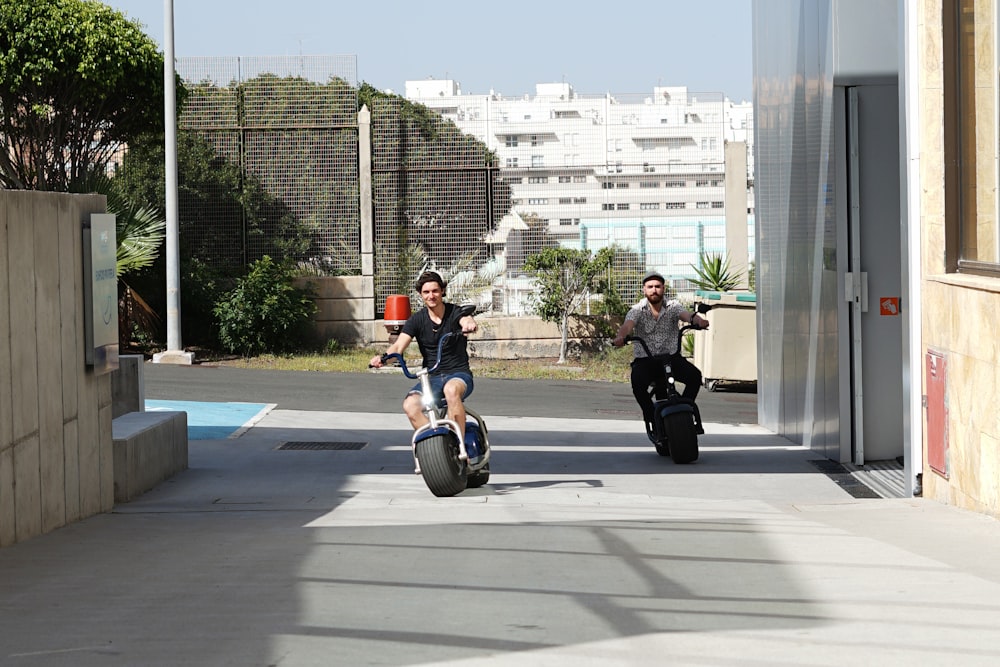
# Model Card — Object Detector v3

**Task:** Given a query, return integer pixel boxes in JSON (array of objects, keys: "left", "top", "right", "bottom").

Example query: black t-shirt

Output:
[{"left": 401, "top": 303, "right": 471, "bottom": 374}]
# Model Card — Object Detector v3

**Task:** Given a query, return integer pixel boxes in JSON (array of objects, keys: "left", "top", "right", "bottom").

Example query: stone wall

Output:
[
  {"left": 0, "top": 191, "right": 114, "bottom": 548},
  {"left": 917, "top": 0, "right": 1000, "bottom": 518}
]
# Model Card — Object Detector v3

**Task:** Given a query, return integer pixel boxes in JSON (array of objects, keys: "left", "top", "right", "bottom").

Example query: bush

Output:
[{"left": 214, "top": 256, "right": 317, "bottom": 357}]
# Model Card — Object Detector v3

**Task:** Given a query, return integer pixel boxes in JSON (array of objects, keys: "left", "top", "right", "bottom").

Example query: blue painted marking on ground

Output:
[{"left": 145, "top": 400, "right": 271, "bottom": 440}]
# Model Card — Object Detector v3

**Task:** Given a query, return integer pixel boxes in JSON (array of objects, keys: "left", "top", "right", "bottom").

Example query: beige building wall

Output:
[
  {"left": 918, "top": 0, "right": 1000, "bottom": 517},
  {"left": 0, "top": 191, "right": 115, "bottom": 548}
]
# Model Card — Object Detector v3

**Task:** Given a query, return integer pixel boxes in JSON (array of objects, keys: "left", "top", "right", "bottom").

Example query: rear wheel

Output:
[
  {"left": 466, "top": 462, "right": 491, "bottom": 488},
  {"left": 665, "top": 412, "right": 699, "bottom": 464},
  {"left": 416, "top": 435, "right": 468, "bottom": 497}
]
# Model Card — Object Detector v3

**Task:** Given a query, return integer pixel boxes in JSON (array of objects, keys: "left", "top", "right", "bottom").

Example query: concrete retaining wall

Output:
[
  {"left": 297, "top": 276, "right": 612, "bottom": 359},
  {"left": 0, "top": 191, "right": 114, "bottom": 548}
]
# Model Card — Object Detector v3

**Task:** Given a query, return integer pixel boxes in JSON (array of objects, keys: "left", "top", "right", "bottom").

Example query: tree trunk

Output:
[{"left": 558, "top": 312, "right": 569, "bottom": 364}]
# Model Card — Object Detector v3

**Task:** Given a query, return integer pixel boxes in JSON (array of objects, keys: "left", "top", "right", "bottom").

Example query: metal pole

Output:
[{"left": 154, "top": 0, "right": 193, "bottom": 364}]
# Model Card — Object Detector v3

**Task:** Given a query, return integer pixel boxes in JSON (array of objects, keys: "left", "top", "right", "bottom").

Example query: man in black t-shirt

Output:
[{"left": 370, "top": 271, "right": 478, "bottom": 441}]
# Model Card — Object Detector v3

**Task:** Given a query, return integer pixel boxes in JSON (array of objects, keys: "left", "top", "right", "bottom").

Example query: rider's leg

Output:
[
  {"left": 442, "top": 377, "right": 469, "bottom": 444},
  {"left": 403, "top": 393, "right": 430, "bottom": 430},
  {"left": 630, "top": 359, "right": 658, "bottom": 435},
  {"left": 671, "top": 356, "right": 703, "bottom": 400}
]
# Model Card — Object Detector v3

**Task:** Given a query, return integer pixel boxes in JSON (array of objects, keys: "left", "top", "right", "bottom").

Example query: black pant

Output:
[{"left": 630, "top": 354, "right": 703, "bottom": 427}]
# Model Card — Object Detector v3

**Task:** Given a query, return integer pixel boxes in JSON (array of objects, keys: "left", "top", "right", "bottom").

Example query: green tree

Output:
[
  {"left": 0, "top": 0, "right": 168, "bottom": 190},
  {"left": 213, "top": 255, "right": 317, "bottom": 357},
  {"left": 523, "top": 247, "right": 615, "bottom": 364}
]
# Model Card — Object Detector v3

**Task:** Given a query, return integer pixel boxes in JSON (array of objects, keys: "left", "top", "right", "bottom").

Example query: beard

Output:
[{"left": 646, "top": 292, "right": 664, "bottom": 306}]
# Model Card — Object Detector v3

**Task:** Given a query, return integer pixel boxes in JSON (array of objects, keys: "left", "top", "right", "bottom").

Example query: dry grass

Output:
[{"left": 212, "top": 344, "right": 634, "bottom": 383}]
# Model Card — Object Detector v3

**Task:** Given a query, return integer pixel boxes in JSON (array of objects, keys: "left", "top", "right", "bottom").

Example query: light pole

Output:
[{"left": 153, "top": 0, "right": 193, "bottom": 364}]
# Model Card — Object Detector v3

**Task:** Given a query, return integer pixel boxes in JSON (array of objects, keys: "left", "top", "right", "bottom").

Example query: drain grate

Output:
[
  {"left": 277, "top": 441, "right": 368, "bottom": 451},
  {"left": 808, "top": 459, "right": 881, "bottom": 498}
]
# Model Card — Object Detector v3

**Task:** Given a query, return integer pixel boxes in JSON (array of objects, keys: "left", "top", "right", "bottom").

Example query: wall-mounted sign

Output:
[
  {"left": 83, "top": 213, "right": 119, "bottom": 375},
  {"left": 879, "top": 297, "right": 900, "bottom": 316}
]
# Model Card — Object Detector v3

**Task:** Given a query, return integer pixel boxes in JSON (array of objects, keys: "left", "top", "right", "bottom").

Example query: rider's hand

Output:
[
  {"left": 693, "top": 315, "right": 710, "bottom": 330},
  {"left": 459, "top": 316, "right": 477, "bottom": 334},
  {"left": 612, "top": 336, "right": 624, "bottom": 347},
  {"left": 369, "top": 355, "right": 383, "bottom": 368}
]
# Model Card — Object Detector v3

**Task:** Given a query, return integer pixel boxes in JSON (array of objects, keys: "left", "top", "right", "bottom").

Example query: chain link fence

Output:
[
  {"left": 159, "top": 59, "right": 748, "bottom": 317},
  {"left": 175, "top": 56, "right": 360, "bottom": 274}
]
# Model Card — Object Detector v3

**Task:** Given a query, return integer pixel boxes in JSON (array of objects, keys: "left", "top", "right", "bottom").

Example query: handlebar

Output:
[
  {"left": 624, "top": 305, "right": 710, "bottom": 358},
  {"left": 369, "top": 303, "right": 477, "bottom": 376},
  {"left": 379, "top": 330, "right": 460, "bottom": 379}
]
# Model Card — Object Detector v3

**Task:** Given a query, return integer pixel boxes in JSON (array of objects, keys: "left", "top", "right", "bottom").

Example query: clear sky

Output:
[{"left": 103, "top": 0, "right": 753, "bottom": 102}]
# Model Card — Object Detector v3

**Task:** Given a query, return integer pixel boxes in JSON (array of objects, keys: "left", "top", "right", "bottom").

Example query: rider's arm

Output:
[
  {"left": 679, "top": 310, "right": 710, "bottom": 329},
  {"left": 369, "top": 332, "right": 413, "bottom": 368},
  {"left": 459, "top": 315, "right": 477, "bottom": 334},
  {"left": 612, "top": 319, "right": 636, "bottom": 347}
]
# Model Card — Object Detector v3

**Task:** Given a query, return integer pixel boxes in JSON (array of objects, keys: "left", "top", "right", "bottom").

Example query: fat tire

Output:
[
  {"left": 665, "top": 412, "right": 699, "bottom": 464},
  {"left": 466, "top": 462, "right": 491, "bottom": 488},
  {"left": 416, "top": 435, "right": 468, "bottom": 497}
]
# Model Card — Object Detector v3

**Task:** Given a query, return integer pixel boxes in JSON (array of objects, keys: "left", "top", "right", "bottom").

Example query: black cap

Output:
[{"left": 641, "top": 271, "right": 665, "bottom": 286}]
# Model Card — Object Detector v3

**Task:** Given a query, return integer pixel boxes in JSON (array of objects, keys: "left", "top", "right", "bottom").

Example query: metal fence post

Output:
[{"left": 359, "top": 104, "right": 376, "bottom": 344}]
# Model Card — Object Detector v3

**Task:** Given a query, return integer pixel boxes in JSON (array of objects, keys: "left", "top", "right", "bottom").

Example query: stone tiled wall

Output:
[
  {"left": 918, "top": 0, "right": 1000, "bottom": 517},
  {"left": 0, "top": 191, "right": 114, "bottom": 548}
]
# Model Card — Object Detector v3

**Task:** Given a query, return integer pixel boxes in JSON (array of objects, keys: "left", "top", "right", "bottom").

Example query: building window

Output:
[
  {"left": 696, "top": 202, "right": 710, "bottom": 209},
  {"left": 602, "top": 203, "right": 615, "bottom": 211},
  {"left": 665, "top": 202, "right": 686, "bottom": 209},
  {"left": 573, "top": 175, "right": 587, "bottom": 183},
  {"left": 643, "top": 163, "right": 655, "bottom": 173},
  {"left": 573, "top": 197, "right": 587, "bottom": 204},
  {"left": 640, "top": 203, "right": 661, "bottom": 210},
  {"left": 617, "top": 203, "right": 630, "bottom": 210},
  {"left": 944, "top": 0, "right": 1000, "bottom": 273},
  {"left": 711, "top": 201, "right": 724, "bottom": 209},
  {"left": 616, "top": 182, "right": 629, "bottom": 188},
  {"left": 602, "top": 182, "right": 615, "bottom": 189},
  {"left": 528, "top": 176, "right": 549, "bottom": 184},
  {"left": 506, "top": 177, "right": 523, "bottom": 184},
  {"left": 664, "top": 180, "right": 684, "bottom": 188},
  {"left": 559, "top": 218, "right": 580, "bottom": 226},
  {"left": 531, "top": 135, "right": 540, "bottom": 146},
  {"left": 558, "top": 176, "right": 571, "bottom": 183},
  {"left": 527, "top": 198, "right": 548, "bottom": 205},
  {"left": 559, "top": 198, "right": 572, "bottom": 204},
  {"left": 640, "top": 181, "right": 660, "bottom": 188},
  {"left": 531, "top": 155, "right": 544, "bottom": 167},
  {"left": 506, "top": 158, "right": 518, "bottom": 168},
  {"left": 695, "top": 179, "right": 709, "bottom": 187},
  {"left": 505, "top": 135, "right": 518, "bottom": 147}
]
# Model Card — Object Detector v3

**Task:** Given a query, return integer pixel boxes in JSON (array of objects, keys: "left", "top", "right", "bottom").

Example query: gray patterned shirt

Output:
[{"left": 625, "top": 299, "right": 688, "bottom": 357}]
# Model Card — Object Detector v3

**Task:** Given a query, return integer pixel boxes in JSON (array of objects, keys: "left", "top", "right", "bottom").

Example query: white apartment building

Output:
[{"left": 404, "top": 78, "right": 754, "bottom": 287}]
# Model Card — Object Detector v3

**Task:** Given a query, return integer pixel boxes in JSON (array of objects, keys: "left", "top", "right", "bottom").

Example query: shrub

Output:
[{"left": 214, "top": 256, "right": 317, "bottom": 357}]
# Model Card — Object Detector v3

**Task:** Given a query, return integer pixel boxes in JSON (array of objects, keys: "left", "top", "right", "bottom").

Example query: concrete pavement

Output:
[{"left": 3, "top": 405, "right": 1000, "bottom": 666}]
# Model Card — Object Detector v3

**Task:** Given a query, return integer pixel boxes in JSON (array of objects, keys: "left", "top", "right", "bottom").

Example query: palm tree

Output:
[{"left": 73, "top": 174, "right": 166, "bottom": 351}]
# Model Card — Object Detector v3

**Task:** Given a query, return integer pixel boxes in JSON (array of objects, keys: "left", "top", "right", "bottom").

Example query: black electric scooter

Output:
[{"left": 626, "top": 304, "right": 711, "bottom": 463}]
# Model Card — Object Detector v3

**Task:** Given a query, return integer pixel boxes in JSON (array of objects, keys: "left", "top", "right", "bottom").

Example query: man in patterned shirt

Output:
[{"left": 612, "top": 271, "right": 709, "bottom": 442}]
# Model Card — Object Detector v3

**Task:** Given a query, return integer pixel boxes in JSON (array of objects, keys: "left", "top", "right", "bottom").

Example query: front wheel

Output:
[
  {"left": 664, "top": 412, "right": 699, "bottom": 464},
  {"left": 416, "top": 435, "right": 468, "bottom": 497}
]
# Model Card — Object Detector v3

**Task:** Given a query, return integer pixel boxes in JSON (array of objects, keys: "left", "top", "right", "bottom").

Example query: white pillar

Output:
[{"left": 153, "top": 0, "right": 193, "bottom": 364}]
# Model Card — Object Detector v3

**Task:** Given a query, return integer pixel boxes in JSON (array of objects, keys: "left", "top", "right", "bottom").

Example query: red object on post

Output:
[{"left": 384, "top": 295, "right": 411, "bottom": 342}]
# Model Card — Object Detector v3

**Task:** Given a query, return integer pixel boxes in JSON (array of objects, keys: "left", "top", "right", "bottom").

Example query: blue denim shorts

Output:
[{"left": 408, "top": 371, "right": 474, "bottom": 403}]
